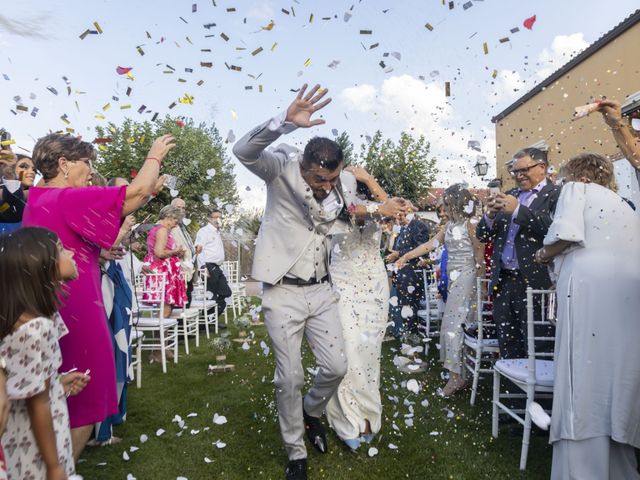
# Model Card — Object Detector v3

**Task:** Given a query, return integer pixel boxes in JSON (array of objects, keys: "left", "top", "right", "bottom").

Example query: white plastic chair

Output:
[
  {"left": 492, "top": 287, "right": 556, "bottom": 470},
  {"left": 134, "top": 272, "right": 179, "bottom": 374},
  {"left": 191, "top": 266, "right": 219, "bottom": 336},
  {"left": 464, "top": 277, "right": 500, "bottom": 405}
]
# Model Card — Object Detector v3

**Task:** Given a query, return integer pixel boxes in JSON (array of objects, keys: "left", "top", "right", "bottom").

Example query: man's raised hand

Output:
[{"left": 285, "top": 84, "right": 332, "bottom": 128}]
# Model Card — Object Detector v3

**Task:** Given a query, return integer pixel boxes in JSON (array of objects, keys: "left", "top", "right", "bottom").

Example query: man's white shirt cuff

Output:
[{"left": 267, "top": 110, "right": 298, "bottom": 134}]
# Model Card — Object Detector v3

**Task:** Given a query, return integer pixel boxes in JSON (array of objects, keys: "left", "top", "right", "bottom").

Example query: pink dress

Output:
[
  {"left": 144, "top": 225, "right": 187, "bottom": 307},
  {"left": 22, "top": 186, "right": 125, "bottom": 428}
]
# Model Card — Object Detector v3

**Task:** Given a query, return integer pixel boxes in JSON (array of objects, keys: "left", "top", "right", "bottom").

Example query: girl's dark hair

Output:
[
  {"left": 356, "top": 180, "right": 376, "bottom": 201},
  {"left": 0, "top": 227, "right": 63, "bottom": 338}
]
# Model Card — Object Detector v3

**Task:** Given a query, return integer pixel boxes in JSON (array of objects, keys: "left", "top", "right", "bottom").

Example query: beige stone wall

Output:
[{"left": 494, "top": 22, "right": 640, "bottom": 186}]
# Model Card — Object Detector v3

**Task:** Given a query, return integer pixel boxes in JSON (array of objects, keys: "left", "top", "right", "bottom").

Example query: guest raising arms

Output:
[{"left": 21, "top": 133, "right": 175, "bottom": 460}]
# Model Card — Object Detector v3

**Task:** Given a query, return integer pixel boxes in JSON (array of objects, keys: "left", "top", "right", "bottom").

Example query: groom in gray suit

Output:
[{"left": 233, "top": 84, "right": 405, "bottom": 480}]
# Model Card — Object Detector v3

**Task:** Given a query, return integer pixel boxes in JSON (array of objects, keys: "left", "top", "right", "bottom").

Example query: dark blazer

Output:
[
  {"left": 476, "top": 183, "right": 561, "bottom": 289},
  {"left": 394, "top": 217, "right": 430, "bottom": 263}
]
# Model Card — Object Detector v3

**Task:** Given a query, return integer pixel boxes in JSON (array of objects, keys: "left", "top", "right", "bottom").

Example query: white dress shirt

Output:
[{"left": 195, "top": 223, "right": 225, "bottom": 266}]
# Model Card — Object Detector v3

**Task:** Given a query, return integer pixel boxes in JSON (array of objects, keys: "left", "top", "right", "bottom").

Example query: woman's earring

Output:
[{"left": 63, "top": 170, "right": 69, "bottom": 179}]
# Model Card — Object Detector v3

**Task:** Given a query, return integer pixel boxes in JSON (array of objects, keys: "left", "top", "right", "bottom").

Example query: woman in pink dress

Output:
[
  {"left": 143, "top": 205, "right": 188, "bottom": 318},
  {"left": 22, "top": 133, "right": 175, "bottom": 461}
]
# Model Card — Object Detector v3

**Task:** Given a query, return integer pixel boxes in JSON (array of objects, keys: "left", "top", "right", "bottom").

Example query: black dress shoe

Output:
[
  {"left": 285, "top": 458, "right": 308, "bottom": 480},
  {"left": 302, "top": 399, "right": 328, "bottom": 453}
]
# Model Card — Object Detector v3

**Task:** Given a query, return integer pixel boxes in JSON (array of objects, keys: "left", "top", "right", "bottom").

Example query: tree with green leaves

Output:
[
  {"left": 334, "top": 131, "right": 355, "bottom": 165},
  {"left": 94, "top": 116, "right": 238, "bottom": 230},
  {"left": 358, "top": 131, "right": 438, "bottom": 204}
]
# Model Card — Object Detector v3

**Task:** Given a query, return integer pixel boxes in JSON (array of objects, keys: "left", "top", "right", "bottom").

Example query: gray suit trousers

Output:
[{"left": 262, "top": 282, "right": 347, "bottom": 460}]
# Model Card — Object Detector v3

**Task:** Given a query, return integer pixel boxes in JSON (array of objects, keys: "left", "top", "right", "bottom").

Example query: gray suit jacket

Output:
[{"left": 233, "top": 117, "right": 357, "bottom": 285}]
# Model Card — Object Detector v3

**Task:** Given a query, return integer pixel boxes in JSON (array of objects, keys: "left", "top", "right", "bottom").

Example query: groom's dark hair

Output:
[{"left": 302, "top": 137, "right": 343, "bottom": 171}]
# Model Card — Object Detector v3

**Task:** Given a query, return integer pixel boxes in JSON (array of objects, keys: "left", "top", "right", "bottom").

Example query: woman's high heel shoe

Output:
[{"left": 342, "top": 437, "right": 362, "bottom": 451}]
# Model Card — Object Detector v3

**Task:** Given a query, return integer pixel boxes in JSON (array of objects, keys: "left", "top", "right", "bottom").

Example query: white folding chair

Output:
[
  {"left": 464, "top": 277, "right": 500, "bottom": 405},
  {"left": 192, "top": 266, "right": 219, "bottom": 336},
  {"left": 492, "top": 287, "right": 556, "bottom": 470},
  {"left": 134, "top": 272, "right": 179, "bottom": 374}
]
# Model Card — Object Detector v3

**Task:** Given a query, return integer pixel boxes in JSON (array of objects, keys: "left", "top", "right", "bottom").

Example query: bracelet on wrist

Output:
[{"left": 146, "top": 156, "right": 161, "bottom": 166}]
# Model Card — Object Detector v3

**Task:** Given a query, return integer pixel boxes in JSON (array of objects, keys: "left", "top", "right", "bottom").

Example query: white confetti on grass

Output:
[
  {"left": 140, "top": 434, "right": 148, "bottom": 443},
  {"left": 368, "top": 447, "right": 379, "bottom": 457},
  {"left": 156, "top": 428, "right": 165, "bottom": 437}
]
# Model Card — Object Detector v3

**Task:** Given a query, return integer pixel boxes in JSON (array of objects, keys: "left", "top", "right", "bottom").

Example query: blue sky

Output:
[{"left": 1, "top": 0, "right": 638, "bottom": 207}]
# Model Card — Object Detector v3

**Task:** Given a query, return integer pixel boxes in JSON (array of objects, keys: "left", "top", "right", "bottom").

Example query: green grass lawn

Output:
[{"left": 77, "top": 300, "right": 552, "bottom": 480}]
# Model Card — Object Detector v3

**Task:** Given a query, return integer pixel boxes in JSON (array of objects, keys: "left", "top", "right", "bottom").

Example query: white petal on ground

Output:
[
  {"left": 140, "top": 434, "right": 148, "bottom": 443},
  {"left": 156, "top": 428, "right": 165, "bottom": 437},
  {"left": 406, "top": 379, "right": 420, "bottom": 394},
  {"left": 388, "top": 443, "right": 398, "bottom": 450},
  {"left": 122, "top": 451, "right": 130, "bottom": 461},
  {"left": 213, "top": 413, "right": 227, "bottom": 425},
  {"left": 368, "top": 447, "right": 379, "bottom": 457}
]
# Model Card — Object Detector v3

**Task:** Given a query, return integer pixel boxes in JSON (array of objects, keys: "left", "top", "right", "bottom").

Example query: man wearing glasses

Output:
[{"left": 476, "top": 148, "right": 560, "bottom": 359}]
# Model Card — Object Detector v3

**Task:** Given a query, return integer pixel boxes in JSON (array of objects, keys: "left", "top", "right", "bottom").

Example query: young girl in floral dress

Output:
[{"left": 0, "top": 228, "right": 90, "bottom": 480}]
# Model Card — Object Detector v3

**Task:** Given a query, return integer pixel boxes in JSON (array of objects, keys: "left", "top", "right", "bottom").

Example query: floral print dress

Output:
[
  {"left": 144, "top": 224, "right": 187, "bottom": 307},
  {"left": 0, "top": 315, "right": 74, "bottom": 479}
]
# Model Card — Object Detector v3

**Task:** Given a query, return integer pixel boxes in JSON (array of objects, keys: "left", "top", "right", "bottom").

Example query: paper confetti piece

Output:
[
  {"left": 251, "top": 47, "right": 263, "bottom": 56},
  {"left": 360, "top": 30, "right": 372, "bottom": 35},
  {"left": 178, "top": 94, "right": 194, "bottom": 104},
  {"left": 445, "top": 81, "right": 451, "bottom": 97},
  {"left": 271, "top": 42, "right": 278, "bottom": 51},
  {"left": 303, "top": 58, "right": 312, "bottom": 67},
  {"left": 93, "top": 21, "right": 103, "bottom": 34},
  {"left": 425, "top": 23, "right": 434, "bottom": 31},
  {"left": 79, "top": 29, "right": 91, "bottom": 40},
  {"left": 116, "top": 66, "right": 132, "bottom": 75},
  {"left": 523, "top": 15, "right": 537, "bottom": 30},
  {"left": 262, "top": 20, "right": 275, "bottom": 31},
  {"left": 136, "top": 46, "right": 145, "bottom": 56},
  {"left": 220, "top": 33, "right": 229, "bottom": 41},
  {"left": 483, "top": 42, "right": 489, "bottom": 55}
]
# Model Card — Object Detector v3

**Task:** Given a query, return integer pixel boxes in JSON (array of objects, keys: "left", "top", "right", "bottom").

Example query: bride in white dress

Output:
[{"left": 326, "top": 166, "right": 391, "bottom": 451}]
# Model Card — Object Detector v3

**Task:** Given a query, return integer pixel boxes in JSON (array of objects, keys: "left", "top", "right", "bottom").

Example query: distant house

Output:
[{"left": 491, "top": 9, "right": 640, "bottom": 204}]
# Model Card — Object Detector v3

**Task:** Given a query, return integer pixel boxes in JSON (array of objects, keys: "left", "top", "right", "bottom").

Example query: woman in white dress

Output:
[
  {"left": 535, "top": 153, "right": 640, "bottom": 480},
  {"left": 397, "top": 184, "right": 485, "bottom": 396},
  {"left": 325, "top": 166, "right": 391, "bottom": 451}
]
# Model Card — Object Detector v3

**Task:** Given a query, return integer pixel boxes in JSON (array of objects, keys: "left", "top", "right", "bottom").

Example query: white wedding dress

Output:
[{"left": 325, "top": 218, "right": 390, "bottom": 440}]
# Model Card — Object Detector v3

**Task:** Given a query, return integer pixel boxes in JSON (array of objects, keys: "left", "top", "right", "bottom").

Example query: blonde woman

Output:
[{"left": 536, "top": 153, "right": 640, "bottom": 479}]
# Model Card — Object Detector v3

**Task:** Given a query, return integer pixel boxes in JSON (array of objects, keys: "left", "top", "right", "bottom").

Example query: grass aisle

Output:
[{"left": 77, "top": 302, "right": 551, "bottom": 480}]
